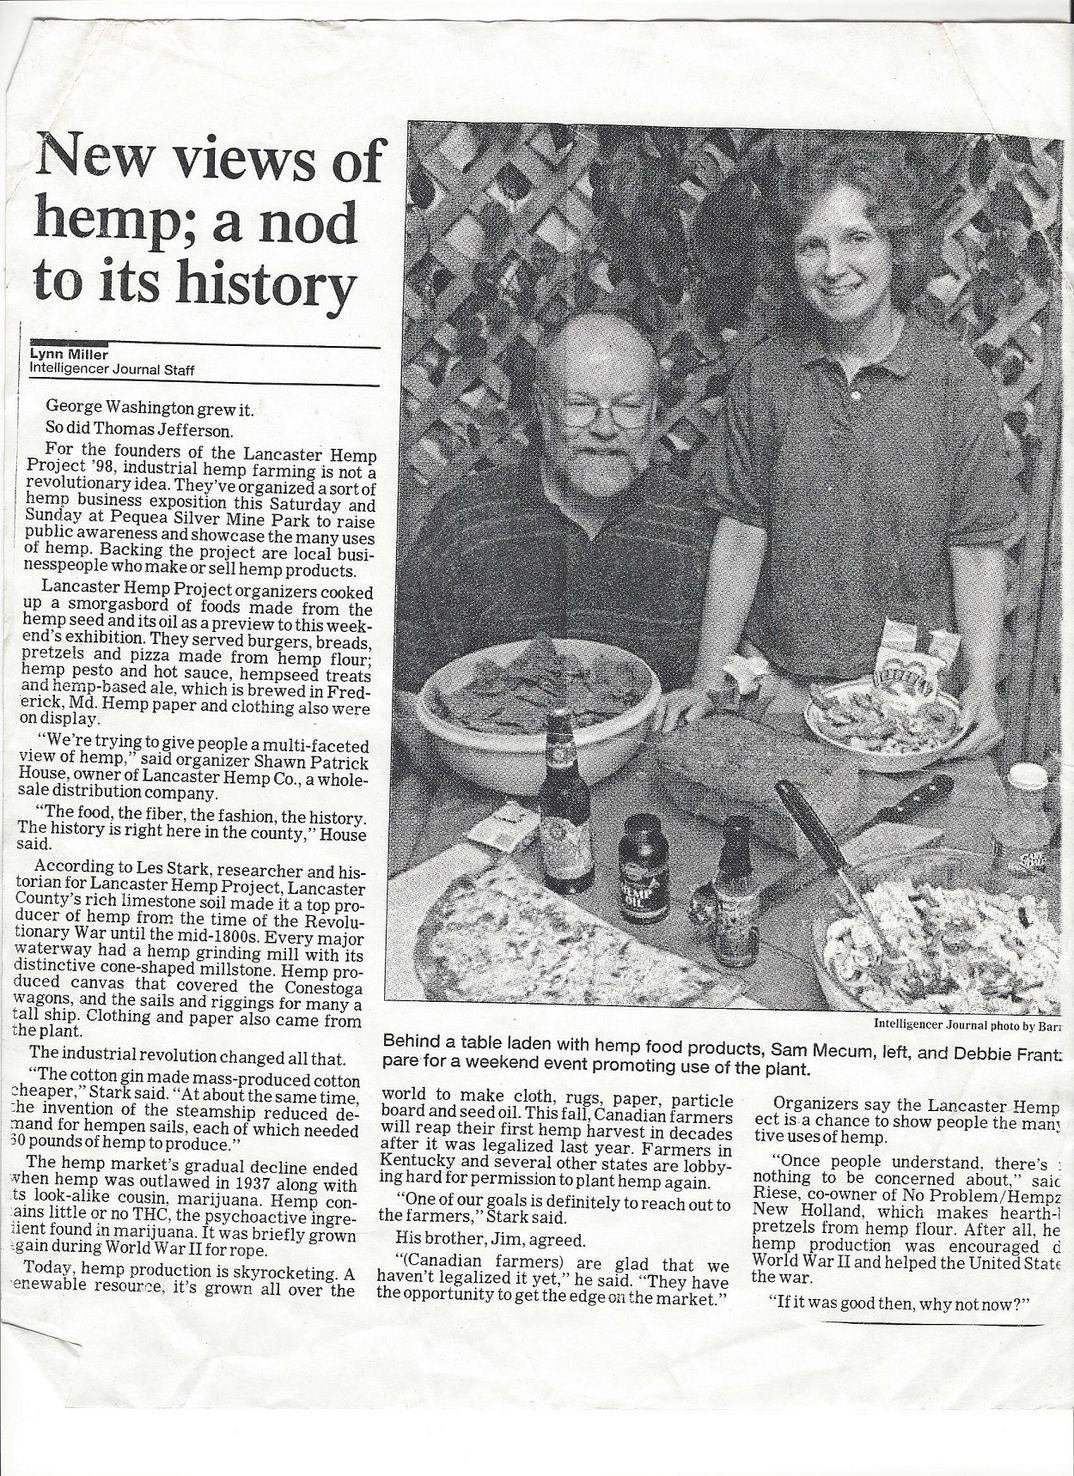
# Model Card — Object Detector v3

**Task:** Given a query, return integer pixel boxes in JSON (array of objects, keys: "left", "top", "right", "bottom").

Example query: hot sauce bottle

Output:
[
  {"left": 712, "top": 815, "right": 760, "bottom": 968},
  {"left": 538, "top": 707, "right": 594, "bottom": 894}
]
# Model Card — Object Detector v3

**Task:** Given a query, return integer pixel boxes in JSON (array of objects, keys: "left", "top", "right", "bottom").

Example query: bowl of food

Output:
[
  {"left": 804, "top": 677, "right": 965, "bottom": 774},
  {"left": 810, "top": 848, "right": 1061, "bottom": 1015},
  {"left": 417, "top": 634, "right": 661, "bottom": 795}
]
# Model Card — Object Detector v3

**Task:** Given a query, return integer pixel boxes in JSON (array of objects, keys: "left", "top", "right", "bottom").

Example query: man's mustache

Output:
[{"left": 569, "top": 444, "right": 651, "bottom": 472}]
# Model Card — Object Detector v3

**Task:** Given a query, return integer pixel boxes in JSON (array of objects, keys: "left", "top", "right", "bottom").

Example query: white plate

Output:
[{"left": 804, "top": 678, "right": 965, "bottom": 774}]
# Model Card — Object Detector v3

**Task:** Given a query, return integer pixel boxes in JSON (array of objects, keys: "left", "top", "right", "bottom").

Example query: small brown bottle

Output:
[
  {"left": 712, "top": 815, "right": 760, "bottom": 968},
  {"left": 538, "top": 707, "right": 594, "bottom": 894},
  {"left": 619, "top": 813, "right": 670, "bottom": 924}
]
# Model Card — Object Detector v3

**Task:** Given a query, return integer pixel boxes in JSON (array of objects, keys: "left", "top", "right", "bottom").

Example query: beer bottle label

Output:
[
  {"left": 540, "top": 815, "right": 593, "bottom": 881},
  {"left": 546, "top": 739, "right": 576, "bottom": 769}
]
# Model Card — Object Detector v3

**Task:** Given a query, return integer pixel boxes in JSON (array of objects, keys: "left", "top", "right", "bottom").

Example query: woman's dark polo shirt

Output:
[
  {"left": 394, "top": 455, "right": 714, "bottom": 691},
  {"left": 702, "top": 313, "right": 1020, "bottom": 683}
]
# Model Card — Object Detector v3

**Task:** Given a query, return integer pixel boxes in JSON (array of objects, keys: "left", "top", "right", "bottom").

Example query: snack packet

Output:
[
  {"left": 468, "top": 800, "right": 540, "bottom": 854},
  {"left": 724, "top": 652, "right": 770, "bottom": 696},
  {"left": 702, "top": 653, "right": 771, "bottom": 716},
  {"left": 927, "top": 627, "right": 961, "bottom": 671},
  {"left": 873, "top": 618, "right": 960, "bottom": 709}
]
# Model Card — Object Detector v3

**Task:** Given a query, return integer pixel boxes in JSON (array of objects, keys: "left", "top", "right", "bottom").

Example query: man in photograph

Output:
[{"left": 392, "top": 311, "right": 714, "bottom": 758}]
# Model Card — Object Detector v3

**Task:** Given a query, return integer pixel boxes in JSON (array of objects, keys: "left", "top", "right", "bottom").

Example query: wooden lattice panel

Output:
[{"left": 400, "top": 123, "right": 1062, "bottom": 759}]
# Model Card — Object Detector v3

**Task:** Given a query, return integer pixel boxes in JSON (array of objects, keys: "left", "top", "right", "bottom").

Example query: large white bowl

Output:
[
  {"left": 810, "top": 847, "right": 1062, "bottom": 1013},
  {"left": 804, "top": 677, "right": 965, "bottom": 774},
  {"left": 417, "top": 639, "right": 661, "bottom": 796}
]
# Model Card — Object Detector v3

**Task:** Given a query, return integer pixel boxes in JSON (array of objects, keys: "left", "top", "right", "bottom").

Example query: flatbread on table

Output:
[
  {"left": 414, "top": 863, "right": 743, "bottom": 1008},
  {"left": 652, "top": 712, "right": 862, "bottom": 857}
]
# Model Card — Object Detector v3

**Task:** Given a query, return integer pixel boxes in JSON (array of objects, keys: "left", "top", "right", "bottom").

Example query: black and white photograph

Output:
[{"left": 387, "top": 122, "right": 1063, "bottom": 1016}]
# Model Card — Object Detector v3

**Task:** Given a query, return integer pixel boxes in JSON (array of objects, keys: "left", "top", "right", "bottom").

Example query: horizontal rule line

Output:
[
  {"left": 29, "top": 338, "right": 380, "bottom": 350},
  {"left": 30, "top": 339, "right": 110, "bottom": 349},
  {"left": 27, "top": 376, "right": 378, "bottom": 388}
]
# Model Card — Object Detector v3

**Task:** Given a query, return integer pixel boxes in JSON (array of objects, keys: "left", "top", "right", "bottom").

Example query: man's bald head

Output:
[
  {"left": 535, "top": 312, "right": 660, "bottom": 504},
  {"left": 536, "top": 311, "right": 660, "bottom": 397}
]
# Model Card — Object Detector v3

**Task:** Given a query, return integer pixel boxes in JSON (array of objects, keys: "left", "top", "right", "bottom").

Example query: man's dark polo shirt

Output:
[
  {"left": 394, "top": 455, "right": 714, "bottom": 691},
  {"left": 701, "top": 312, "right": 1020, "bottom": 683}
]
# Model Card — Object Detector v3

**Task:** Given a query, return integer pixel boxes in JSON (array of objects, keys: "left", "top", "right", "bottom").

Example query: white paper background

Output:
[{"left": 3, "top": 7, "right": 1071, "bottom": 1474}]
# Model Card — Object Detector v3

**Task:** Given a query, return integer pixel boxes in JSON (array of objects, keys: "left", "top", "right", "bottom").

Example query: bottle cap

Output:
[
  {"left": 625, "top": 813, "right": 662, "bottom": 838},
  {"left": 1008, "top": 762, "right": 1048, "bottom": 792}
]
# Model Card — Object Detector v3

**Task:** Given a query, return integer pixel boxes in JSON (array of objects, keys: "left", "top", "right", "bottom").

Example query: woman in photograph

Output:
[{"left": 655, "top": 138, "right": 1019, "bottom": 758}]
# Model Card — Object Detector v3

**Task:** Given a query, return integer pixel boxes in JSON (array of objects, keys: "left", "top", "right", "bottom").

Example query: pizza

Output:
[{"left": 414, "top": 863, "right": 742, "bottom": 1007}]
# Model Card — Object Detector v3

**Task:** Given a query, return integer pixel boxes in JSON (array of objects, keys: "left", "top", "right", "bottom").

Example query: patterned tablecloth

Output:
[{"left": 387, "top": 746, "right": 1006, "bottom": 1011}]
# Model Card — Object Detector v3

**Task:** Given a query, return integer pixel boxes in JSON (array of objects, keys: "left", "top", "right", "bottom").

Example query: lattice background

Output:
[{"left": 399, "top": 123, "right": 1062, "bottom": 768}]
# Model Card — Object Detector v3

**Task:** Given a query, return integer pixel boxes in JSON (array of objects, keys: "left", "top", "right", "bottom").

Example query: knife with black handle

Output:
[
  {"left": 773, "top": 780, "right": 894, "bottom": 957},
  {"left": 759, "top": 773, "right": 953, "bottom": 911},
  {"left": 870, "top": 772, "right": 954, "bottom": 827}
]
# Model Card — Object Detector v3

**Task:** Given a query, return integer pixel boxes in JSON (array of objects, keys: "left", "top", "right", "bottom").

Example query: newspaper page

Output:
[{"left": 3, "top": 12, "right": 1071, "bottom": 1449}]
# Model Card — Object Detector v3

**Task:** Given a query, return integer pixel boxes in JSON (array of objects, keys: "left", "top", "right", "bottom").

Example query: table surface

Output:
[{"left": 388, "top": 738, "right": 1007, "bottom": 1011}]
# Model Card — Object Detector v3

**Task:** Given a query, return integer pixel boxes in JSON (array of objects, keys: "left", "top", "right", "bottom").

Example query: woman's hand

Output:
[
  {"left": 651, "top": 686, "right": 715, "bottom": 735},
  {"left": 947, "top": 682, "right": 1004, "bottom": 760}
]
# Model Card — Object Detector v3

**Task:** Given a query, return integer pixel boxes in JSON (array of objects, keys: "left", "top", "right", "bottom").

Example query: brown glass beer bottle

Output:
[{"left": 538, "top": 707, "right": 595, "bottom": 894}]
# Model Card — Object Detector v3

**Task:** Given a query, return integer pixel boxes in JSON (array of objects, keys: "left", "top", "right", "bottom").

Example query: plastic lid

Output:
[
  {"left": 1008, "top": 762, "right": 1048, "bottom": 792},
  {"left": 625, "top": 812, "right": 662, "bottom": 836}
]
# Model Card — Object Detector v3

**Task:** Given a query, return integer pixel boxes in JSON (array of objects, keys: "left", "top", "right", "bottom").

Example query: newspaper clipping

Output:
[{"left": 2, "top": 14, "right": 1070, "bottom": 1447}]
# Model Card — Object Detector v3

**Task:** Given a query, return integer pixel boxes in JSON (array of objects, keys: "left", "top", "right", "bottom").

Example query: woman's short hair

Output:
[{"left": 760, "top": 138, "right": 932, "bottom": 326}]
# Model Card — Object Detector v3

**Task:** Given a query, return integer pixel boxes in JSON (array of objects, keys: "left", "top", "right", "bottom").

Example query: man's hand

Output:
[
  {"left": 651, "top": 686, "right": 714, "bottom": 735},
  {"left": 947, "top": 682, "right": 1004, "bottom": 760}
]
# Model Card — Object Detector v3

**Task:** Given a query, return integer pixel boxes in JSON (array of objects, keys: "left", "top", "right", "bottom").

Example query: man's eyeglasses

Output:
[{"left": 553, "top": 397, "right": 654, "bottom": 430}]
